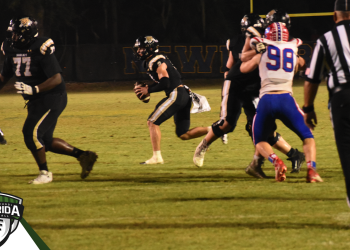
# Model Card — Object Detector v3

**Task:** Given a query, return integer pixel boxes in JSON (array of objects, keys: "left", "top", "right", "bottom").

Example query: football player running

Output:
[
  {"left": 193, "top": 14, "right": 305, "bottom": 179},
  {"left": 240, "top": 22, "right": 323, "bottom": 183},
  {"left": 0, "top": 17, "right": 98, "bottom": 184},
  {"left": 133, "top": 36, "right": 209, "bottom": 164}
]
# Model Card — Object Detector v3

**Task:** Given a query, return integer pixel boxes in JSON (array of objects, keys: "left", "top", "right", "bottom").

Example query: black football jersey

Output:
[
  {"left": 1, "top": 37, "right": 65, "bottom": 100},
  {"left": 145, "top": 53, "right": 182, "bottom": 96},
  {"left": 226, "top": 60, "right": 260, "bottom": 96},
  {"left": 227, "top": 34, "right": 245, "bottom": 61},
  {"left": 226, "top": 35, "right": 260, "bottom": 95}
]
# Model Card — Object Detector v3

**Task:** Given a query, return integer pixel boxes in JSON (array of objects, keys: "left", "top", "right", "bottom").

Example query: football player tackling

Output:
[
  {"left": 0, "top": 17, "right": 98, "bottom": 184},
  {"left": 193, "top": 14, "right": 305, "bottom": 179},
  {"left": 240, "top": 22, "right": 323, "bottom": 183},
  {"left": 133, "top": 36, "right": 209, "bottom": 164}
]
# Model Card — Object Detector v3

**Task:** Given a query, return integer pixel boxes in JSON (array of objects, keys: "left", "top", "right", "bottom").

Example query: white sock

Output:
[
  {"left": 153, "top": 150, "right": 162, "bottom": 159},
  {"left": 253, "top": 155, "right": 262, "bottom": 160}
]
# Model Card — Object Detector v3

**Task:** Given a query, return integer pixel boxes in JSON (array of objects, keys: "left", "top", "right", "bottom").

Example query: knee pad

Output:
[
  {"left": 212, "top": 119, "right": 226, "bottom": 137},
  {"left": 267, "top": 132, "right": 281, "bottom": 146}
]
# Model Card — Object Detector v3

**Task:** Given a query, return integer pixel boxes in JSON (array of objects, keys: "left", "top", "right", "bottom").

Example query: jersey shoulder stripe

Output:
[
  {"left": 39, "top": 38, "right": 55, "bottom": 55},
  {"left": 148, "top": 55, "right": 166, "bottom": 71},
  {"left": 250, "top": 37, "right": 264, "bottom": 49}
]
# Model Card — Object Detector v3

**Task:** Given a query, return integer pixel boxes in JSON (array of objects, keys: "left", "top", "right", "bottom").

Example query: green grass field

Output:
[{"left": 0, "top": 79, "right": 349, "bottom": 250}]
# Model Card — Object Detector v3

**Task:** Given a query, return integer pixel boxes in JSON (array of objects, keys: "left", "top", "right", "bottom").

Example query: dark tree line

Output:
[{"left": 0, "top": 0, "right": 335, "bottom": 46}]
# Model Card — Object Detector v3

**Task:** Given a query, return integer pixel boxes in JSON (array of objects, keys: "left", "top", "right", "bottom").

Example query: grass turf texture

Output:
[{"left": 0, "top": 79, "right": 349, "bottom": 250}]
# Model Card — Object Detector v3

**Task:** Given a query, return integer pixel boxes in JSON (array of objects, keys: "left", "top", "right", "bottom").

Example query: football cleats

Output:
[
  {"left": 7, "top": 16, "right": 38, "bottom": 49},
  {"left": 133, "top": 36, "right": 159, "bottom": 60},
  {"left": 265, "top": 9, "right": 291, "bottom": 30},
  {"left": 240, "top": 14, "right": 265, "bottom": 37},
  {"left": 264, "top": 22, "right": 289, "bottom": 42}
]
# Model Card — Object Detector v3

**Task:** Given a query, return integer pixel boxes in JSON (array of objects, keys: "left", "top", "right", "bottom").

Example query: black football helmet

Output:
[
  {"left": 265, "top": 9, "right": 291, "bottom": 30},
  {"left": 240, "top": 14, "right": 265, "bottom": 36},
  {"left": 7, "top": 16, "right": 38, "bottom": 49},
  {"left": 133, "top": 36, "right": 159, "bottom": 60}
]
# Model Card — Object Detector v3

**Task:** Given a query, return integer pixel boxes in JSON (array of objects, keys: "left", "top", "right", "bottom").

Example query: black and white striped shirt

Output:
[{"left": 307, "top": 20, "right": 350, "bottom": 98}]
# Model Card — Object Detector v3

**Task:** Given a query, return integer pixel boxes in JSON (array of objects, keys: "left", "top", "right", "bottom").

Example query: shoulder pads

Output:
[
  {"left": 148, "top": 55, "right": 166, "bottom": 71},
  {"left": 250, "top": 37, "right": 263, "bottom": 50},
  {"left": 31, "top": 37, "right": 55, "bottom": 55},
  {"left": 292, "top": 38, "right": 303, "bottom": 47},
  {"left": 40, "top": 38, "right": 55, "bottom": 55}
]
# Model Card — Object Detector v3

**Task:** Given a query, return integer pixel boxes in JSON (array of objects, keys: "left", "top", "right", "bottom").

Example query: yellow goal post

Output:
[{"left": 250, "top": 0, "right": 333, "bottom": 17}]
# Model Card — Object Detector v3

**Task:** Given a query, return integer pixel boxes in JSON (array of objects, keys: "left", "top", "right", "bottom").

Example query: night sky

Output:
[{"left": 0, "top": 0, "right": 337, "bottom": 45}]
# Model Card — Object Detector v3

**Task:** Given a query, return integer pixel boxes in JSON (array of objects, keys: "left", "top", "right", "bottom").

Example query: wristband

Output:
[
  {"left": 33, "top": 86, "right": 39, "bottom": 94},
  {"left": 302, "top": 105, "right": 314, "bottom": 113},
  {"left": 225, "top": 67, "right": 230, "bottom": 72}
]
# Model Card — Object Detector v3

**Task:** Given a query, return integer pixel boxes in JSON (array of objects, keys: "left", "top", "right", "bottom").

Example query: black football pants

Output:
[
  {"left": 22, "top": 92, "right": 67, "bottom": 152},
  {"left": 330, "top": 88, "right": 350, "bottom": 204}
]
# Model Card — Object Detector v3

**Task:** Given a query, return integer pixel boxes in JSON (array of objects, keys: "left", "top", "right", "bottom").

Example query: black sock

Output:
[
  {"left": 286, "top": 148, "right": 296, "bottom": 158},
  {"left": 38, "top": 162, "right": 48, "bottom": 172},
  {"left": 72, "top": 147, "right": 84, "bottom": 158}
]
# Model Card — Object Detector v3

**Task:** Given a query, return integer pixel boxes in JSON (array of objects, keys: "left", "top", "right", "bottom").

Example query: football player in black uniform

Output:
[
  {"left": 265, "top": 9, "right": 292, "bottom": 34},
  {"left": 0, "top": 17, "right": 98, "bottom": 184},
  {"left": 133, "top": 36, "right": 209, "bottom": 164},
  {"left": 193, "top": 14, "right": 305, "bottom": 178},
  {"left": 0, "top": 128, "right": 6, "bottom": 145}
]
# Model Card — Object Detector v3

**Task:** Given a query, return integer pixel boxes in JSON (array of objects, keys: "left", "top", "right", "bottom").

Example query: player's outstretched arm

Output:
[
  {"left": 240, "top": 54, "right": 261, "bottom": 74},
  {"left": 240, "top": 36, "right": 256, "bottom": 62},
  {"left": 241, "top": 50, "right": 257, "bottom": 62}
]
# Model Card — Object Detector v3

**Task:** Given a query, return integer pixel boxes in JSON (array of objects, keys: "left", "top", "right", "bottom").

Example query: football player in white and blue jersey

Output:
[{"left": 241, "top": 22, "right": 323, "bottom": 183}]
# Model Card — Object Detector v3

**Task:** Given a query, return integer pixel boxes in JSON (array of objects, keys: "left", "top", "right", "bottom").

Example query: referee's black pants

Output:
[{"left": 331, "top": 88, "right": 350, "bottom": 205}]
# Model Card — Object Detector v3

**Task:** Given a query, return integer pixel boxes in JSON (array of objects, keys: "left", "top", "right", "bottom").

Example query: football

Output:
[{"left": 134, "top": 81, "right": 150, "bottom": 103}]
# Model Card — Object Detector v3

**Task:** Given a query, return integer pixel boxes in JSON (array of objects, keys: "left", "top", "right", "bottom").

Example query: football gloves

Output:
[
  {"left": 255, "top": 43, "right": 266, "bottom": 54},
  {"left": 14, "top": 82, "right": 39, "bottom": 95}
]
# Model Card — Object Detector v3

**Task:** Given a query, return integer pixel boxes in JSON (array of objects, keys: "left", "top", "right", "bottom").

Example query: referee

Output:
[{"left": 304, "top": 0, "right": 350, "bottom": 207}]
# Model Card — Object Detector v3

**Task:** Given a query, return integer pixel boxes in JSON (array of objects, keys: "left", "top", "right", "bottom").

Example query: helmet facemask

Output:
[
  {"left": 240, "top": 14, "right": 265, "bottom": 37},
  {"left": 7, "top": 17, "right": 38, "bottom": 49},
  {"left": 133, "top": 36, "right": 159, "bottom": 60},
  {"left": 265, "top": 9, "right": 291, "bottom": 30}
]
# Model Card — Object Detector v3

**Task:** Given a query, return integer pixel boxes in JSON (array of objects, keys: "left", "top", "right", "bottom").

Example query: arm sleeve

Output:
[
  {"left": 229, "top": 36, "right": 245, "bottom": 60},
  {"left": 305, "top": 39, "right": 325, "bottom": 84},
  {"left": 0, "top": 56, "right": 14, "bottom": 78},
  {"left": 148, "top": 77, "right": 170, "bottom": 93}
]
